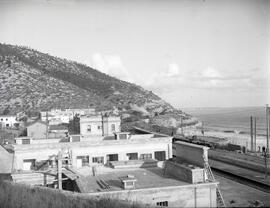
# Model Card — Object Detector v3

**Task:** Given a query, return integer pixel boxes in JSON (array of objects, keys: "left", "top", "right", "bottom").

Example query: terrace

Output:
[{"left": 76, "top": 167, "right": 189, "bottom": 193}]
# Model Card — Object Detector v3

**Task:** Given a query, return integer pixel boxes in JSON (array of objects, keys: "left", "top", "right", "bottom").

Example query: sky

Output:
[{"left": 0, "top": 0, "right": 269, "bottom": 108}]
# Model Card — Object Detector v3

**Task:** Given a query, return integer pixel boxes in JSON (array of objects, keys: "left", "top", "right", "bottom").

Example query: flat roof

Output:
[
  {"left": 13, "top": 135, "right": 172, "bottom": 151},
  {"left": 78, "top": 167, "right": 189, "bottom": 193}
]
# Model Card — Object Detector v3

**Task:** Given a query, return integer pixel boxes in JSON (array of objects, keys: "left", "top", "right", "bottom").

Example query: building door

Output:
[
  {"left": 23, "top": 159, "right": 35, "bottom": 171},
  {"left": 154, "top": 151, "right": 166, "bottom": 161},
  {"left": 76, "top": 158, "right": 82, "bottom": 168}
]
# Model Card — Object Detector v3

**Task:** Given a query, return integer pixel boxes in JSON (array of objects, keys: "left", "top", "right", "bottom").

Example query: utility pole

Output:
[
  {"left": 266, "top": 104, "right": 269, "bottom": 155},
  {"left": 201, "top": 121, "right": 205, "bottom": 136},
  {"left": 180, "top": 116, "right": 183, "bottom": 135},
  {"left": 254, "top": 117, "right": 257, "bottom": 152},
  {"left": 46, "top": 111, "right": 49, "bottom": 140},
  {"left": 250, "top": 116, "right": 253, "bottom": 152}
]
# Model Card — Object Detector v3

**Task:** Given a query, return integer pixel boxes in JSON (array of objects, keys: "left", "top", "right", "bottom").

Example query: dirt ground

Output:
[{"left": 216, "top": 175, "right": 270, "bottom": 207}]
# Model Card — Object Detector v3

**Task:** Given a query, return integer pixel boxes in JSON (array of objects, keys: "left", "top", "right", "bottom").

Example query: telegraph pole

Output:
[
  {"left": 254, "top": 117, "right": 256, "bottom": 152},
  {"left": 266, "top": 104, "right": 269, "bottom": 155},
  {"left": 46, "top": 111, "right": 49, "bottom": 140},
  {"left": 250, "top": 116, "right": 253, "bottom": 152},
  {"left": 202, "top": 121, "right": 205, "bottom": 136},
  {"left": 180, "top": 116, "right": 183, "bottom": 135}
]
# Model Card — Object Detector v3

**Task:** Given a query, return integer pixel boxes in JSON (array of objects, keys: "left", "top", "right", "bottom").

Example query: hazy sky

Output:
[{"left": 0, "top": 0, "right": 269, "bottom": 108}]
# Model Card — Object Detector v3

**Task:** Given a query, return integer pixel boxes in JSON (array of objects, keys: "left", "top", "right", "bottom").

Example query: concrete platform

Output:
[
  {"left": 209, "top": 159, "right": 270, "bottom": 186},
  {"left": 215, "top": 174, "right": 270, "bottom": 207}
]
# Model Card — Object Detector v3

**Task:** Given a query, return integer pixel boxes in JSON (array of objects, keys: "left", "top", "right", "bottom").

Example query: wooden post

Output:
[
  {"left": 250, "top": 116, "right": 253, "bottom": 152},
  {"left": 57, "top": 151, "right": 62, "bottom": 190}
]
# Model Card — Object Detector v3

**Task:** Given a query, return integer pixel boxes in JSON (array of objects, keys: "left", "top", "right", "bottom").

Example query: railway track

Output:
[{"left": 212, "top": 167, "right": 270, "bottom": 193}]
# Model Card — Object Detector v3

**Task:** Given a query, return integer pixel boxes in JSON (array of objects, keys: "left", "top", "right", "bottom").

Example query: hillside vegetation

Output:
[{"left": 0, "top": 43, "right": 193, "bottom": 129}]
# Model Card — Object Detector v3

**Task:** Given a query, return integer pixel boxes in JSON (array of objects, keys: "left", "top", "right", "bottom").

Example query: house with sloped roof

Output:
[{"left": 26, "top": 120, "right": 68, "bottom": 139}]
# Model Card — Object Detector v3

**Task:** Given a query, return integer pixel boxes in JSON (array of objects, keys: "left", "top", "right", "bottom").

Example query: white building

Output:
[
  {"left": 40, "top": 108, "right": 95, "bottom": 125},
  {"left": 0, "top": 115, "right": 18, "bottom": 128},
  {"left": 12, "top": 131, "right": 172, "bottom": 171},
  {"left": 80, "top": 115, "right": 121, "bottom": 136}
]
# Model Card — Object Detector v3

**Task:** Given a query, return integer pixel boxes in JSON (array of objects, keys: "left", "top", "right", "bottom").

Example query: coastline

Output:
[{"left": 203, "top": 130, "right": 267, "bottom": 150}]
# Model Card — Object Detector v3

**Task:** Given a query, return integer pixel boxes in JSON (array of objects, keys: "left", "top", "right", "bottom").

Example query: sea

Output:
[{"left": 183, "top": 106, "right": 267, "bottom": 136}]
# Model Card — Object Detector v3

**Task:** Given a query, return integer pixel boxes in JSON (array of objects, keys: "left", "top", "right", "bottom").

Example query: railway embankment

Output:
[{"left": 208, "top": 149, "right": 270, "bottom": 173}]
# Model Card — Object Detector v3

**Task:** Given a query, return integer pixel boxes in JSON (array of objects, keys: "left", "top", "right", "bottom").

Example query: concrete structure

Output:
[
  {"left": 80, "top": 115, "right": 121, "bottom": 136},
  {"left": 172, "top": 141, "right": 209, "bottom": 167},
  {"left": 26, "top": 121, "right": 68, "bottom": 139},
  {"left": 6, "top": 134, "right": 219, "bottom": 207},
  {"left": 11, "top": 132, "right": 172, "bottom": 171},
  {"left": 72, "top": 141, "right": 217, "bottom": 207},
  {"left": 0, "top": 115, "right": 18, "bottom": 128}
]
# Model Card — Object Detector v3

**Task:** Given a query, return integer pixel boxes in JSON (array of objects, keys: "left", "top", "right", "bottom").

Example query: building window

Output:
[
  {"left": 98, "top": 126, "right": 101, "bottom": 130},
  {"left": 22, "top": 139, "right": 30, "bottom": 144},
  {"left": 111, "top": 124, "right": 115, "bottom": 131},
  {"left": 1, "top": 118, "right": 3, "bottom": 121},
  {"left": 92, "top": 156, "right": 104, "bottom": 164},
  {"left": 6, "top": 118, "right": 8, "bottom": 121},
  {"left": 156, "top": 201, "right": 168, "bottom": 207},
  {"left": 139, "top": 153, "right": 152, "bottom": 160},
  {"left": 77, "top": 156, "right": 89, "bottom": 166},
  {"left": 6, "top": 124, "right": 9, "bottom": 127},
  {"left": 154, "top": 151, "right": 166, "bottom": 161},
  {"left": 87, "top": 125, "right": 91, "bottom": 132},
  {"left": 125, "top": 181, "right": 134, "bottom": 186},
  {"left": 127, "top": 153, "right": 138, "bottom": 160}
]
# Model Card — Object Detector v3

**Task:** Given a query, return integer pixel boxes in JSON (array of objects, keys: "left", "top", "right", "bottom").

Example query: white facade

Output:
[
  {"left": 0, "top": 115, "right": 17, "bottom": 128},
  {"left": 40, "top": 108, "right": 96, "bottom": 124},
  {"left": 80, "top": 115, "right": 121, "bottom": 136},
  {"left": 12, "top": 133, "right": 172, "bottom": 171},
  {"left": 80, "top": 116, "right": 103, "bottom": 136}
]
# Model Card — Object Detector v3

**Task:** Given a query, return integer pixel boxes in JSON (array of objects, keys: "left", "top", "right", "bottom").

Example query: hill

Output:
[{"left": 0, "top": 43, "right": 193, "bottom": 130}]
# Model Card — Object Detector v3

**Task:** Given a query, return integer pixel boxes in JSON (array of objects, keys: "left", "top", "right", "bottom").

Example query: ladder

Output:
[{"left": 203, "top": 155, "right": 226, "bottom": 208}]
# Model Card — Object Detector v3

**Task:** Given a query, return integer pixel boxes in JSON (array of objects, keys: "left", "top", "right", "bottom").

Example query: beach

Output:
[{"left": 183, "top": 106, "right": 268, "bottom": 150}]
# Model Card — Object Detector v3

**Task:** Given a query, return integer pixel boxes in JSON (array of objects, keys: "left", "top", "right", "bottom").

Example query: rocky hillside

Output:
[{"left": 0, "top": 43, "right": 193, "bottom": 129}]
